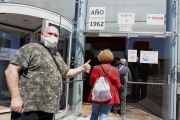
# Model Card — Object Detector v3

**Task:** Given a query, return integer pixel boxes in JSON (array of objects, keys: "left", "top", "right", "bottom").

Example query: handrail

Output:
[
  {"left": 63, "top": 79, "right": 86, "bottom": 84},
  {"left": 126, "top": 81, "right": 166, "bottom": 85},
  {"left": 124, "top": 73, "right": 170, "bottom": 86}
]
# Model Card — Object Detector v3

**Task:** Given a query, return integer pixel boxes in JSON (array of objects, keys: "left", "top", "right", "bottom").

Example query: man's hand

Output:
[
  {"left": 137, "top": 79, "right": 142, "bottom": 82},
  {"left": 83, "top": 60, "right": 91, "bottom": 73},
  {"left": 10, "top": 97, "right": 23, "bottom": 113}
]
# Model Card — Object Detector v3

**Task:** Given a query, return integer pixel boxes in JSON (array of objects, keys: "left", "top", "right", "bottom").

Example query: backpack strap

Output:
[
  {"left": 119, "top": 66, "right": 124, "bottom": 71},
  {"left": 99, "top": 64, "right": 114, "bottom": 93},
  {"left": 100, "top": 64, "right": 112, "bottom": 78},
  {"left": 97, "top": 66, "right": 101, "bottom": 77}
]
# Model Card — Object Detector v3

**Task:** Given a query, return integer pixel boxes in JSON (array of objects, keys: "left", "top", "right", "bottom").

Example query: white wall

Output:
[{"left": 86, "top": 0, "right": 166, "bottom": 32}]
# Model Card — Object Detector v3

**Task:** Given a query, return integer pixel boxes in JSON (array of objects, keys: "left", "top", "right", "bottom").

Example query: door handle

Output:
[{"left": 167, "top": 74, "right": 170, "bottom": 85}]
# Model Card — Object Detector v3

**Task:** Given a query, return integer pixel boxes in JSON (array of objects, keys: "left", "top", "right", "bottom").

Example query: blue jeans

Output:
[{"left": 90, "top": 103, "right": 113, "bottom": 120}]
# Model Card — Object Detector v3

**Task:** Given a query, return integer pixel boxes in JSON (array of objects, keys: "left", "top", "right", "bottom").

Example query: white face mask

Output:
[{"left": 44, "top": 36, "right": 58, "bottom": 48}]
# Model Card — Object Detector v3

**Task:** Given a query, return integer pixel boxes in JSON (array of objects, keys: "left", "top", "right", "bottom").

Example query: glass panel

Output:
[
  {"left": 0, "top": 27, "right": 30, "bottom": 108},
  {"left": 34, "top": 31, "right": 41, "bottom": 43},
  {"left": 66, "top": 25, "right": 82, "bottom": 118},
  {"left": 25, "top": 37, "right": 30, "bottom": 44},
  {"left": 126, "top": 36, "right": 172, "bottom": 119}
]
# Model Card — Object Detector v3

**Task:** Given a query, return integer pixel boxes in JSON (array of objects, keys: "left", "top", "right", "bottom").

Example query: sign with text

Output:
[
  {"left": 147, "top": 14, "right": 165, "bottom": 25},
  {"left": 119, "top": 25, "right": 133, "bottom": 31},
  {"left": 89, "top": 7, "right": 106, "bottom": 18},
  {"left": 128, "top": 50, "right": 137, "bottom": 62},
  {"left": 118, "top": 13, "right": 135, "bottom": 24},
  {"left": 88, "top": 19, "right": 105, "bottom": 30},
  {"left": 0, "top": 47, "right": 18, "bottom": 61},
  {"left": 140, "top": 51, "right": 158, "bottom": 64}
]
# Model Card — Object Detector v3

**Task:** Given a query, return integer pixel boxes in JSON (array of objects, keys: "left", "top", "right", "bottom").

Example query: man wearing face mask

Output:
[{"left": 5, "top": 26, "right": 91, "bottom": 120}]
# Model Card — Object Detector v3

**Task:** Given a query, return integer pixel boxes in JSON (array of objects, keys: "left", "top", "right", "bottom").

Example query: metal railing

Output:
[
  {"left": 124, "top": 73, "right": 170, "bottom": 86},
  {"left": 63, "top": 79, "right": 86, "bottom": 84}
]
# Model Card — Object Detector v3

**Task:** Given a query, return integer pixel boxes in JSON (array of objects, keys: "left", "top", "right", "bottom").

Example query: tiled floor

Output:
[
  {"left": 80, "top": 102, "right": 163, "bottom": 120},
  {"left": 0, "top": 102, "right": 163, "bottom": 120}
]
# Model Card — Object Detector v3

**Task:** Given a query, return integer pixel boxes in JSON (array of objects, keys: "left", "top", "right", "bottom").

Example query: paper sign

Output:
[
  {"left": 118, "top": 13, "right": 135, "bottom": 24},
  {"left": 0, "top": 47, "right": 18, "bottom": 60},
  {"left": 140, "top": 51, "right": 158, "bottom": 64},
  {"left": 119, "top": 25, "right": 133, "bottom": 31},
  {"left": 147, "top": 14, "right": 164, "bottom": 25},
  {"left": 128, "top": 50, "right": 137, "bottom": 62},
  {"left": 88, "top": 19, "right": 105, "bottom": 30},
  {"left": 89, "top": 7, "right": 106, "bottom": 18}
]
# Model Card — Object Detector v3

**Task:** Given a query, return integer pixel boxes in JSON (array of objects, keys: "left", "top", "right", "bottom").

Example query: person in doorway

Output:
[
  {"left": 88, "top": 49, "right": 121, "bottom": 120},
  {"left": 113, "top": 58, "right": 132, "bottom": 115},
  {"left": 5, "top": 26, "right": 91, "bottom": 120},
  {"left": 112, "top": 57, "right": 121, "bottom": 66},
  {"left": 131, "top": 57, "right": 147, "bottom": 102}
]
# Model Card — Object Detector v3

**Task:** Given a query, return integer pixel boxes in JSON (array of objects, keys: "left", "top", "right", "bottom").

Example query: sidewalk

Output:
[{"left": 61, "top": 114, "right": 127, "bottom": 120}]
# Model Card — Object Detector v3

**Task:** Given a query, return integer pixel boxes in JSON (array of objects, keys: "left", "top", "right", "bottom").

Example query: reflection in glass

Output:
[
  {"left": 34, "top": 32, "right": 41, "bottom": 43},
  {"left": 0, "top": 28, "right": 30, "bottom": 108},
  {"left": 126, "top": 37, "right": 171, "bottom": 118}
]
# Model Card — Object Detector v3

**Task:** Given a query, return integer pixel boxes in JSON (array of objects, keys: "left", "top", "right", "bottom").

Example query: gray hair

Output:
[{"left": 120, "top": 58, "right": 126, "bottom": 64}]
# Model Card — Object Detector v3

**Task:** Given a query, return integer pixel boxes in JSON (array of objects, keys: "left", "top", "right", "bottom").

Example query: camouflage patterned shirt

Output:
[{"left": 10, "top": 43, "right": 70, "bottom": 113}]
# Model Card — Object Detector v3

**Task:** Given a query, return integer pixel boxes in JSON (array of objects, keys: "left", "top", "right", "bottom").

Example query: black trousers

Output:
[{"left": 11, "top": 111, "right": 54, "bottom": 120}]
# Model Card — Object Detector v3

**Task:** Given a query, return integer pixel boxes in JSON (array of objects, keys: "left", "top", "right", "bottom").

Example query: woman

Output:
[{"left": 88, "top": 49, "right": 121, "bottom": 120}]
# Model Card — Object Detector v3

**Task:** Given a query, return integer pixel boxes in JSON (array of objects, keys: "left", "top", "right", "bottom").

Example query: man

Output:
[
  {"left": 113, "top": 58, "right": 132, "bottom": 115},
  {"left": 5, "top": 26, "right": 91, "bottom": 120},
  {"left": 131, "top": 57, "right": 147, "bottom": 102}
]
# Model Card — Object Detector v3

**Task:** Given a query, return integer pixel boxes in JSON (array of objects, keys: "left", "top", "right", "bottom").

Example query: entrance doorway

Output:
[
  {"left": 0, "top": 3, "right": 74, "bottom": 120},
  {"left": 82, "top": 32, "right": 175, "bottom": 120},
  {"left": 0, "top": 23, "right": 34, "bottom": 109}
]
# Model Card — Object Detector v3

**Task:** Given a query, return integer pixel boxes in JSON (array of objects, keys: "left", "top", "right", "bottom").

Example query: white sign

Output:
[
  {"left": 147, "top": 14, "right": 164, "bottom": 25},
  {"left": 88, "top": 19, "right": 105, "bottom": 30},
  {"left": 119, "top": 25, "right": 133, "bottom": 31},
  {"left": 89, "top": 7, "right": 106, "bottom": 18},
  {"left": 118, "top": 13, "right": 135, "bottom": 24},
  {"left": 128, "top": 50, "right": 137, "bottom": 62},
  {"left": 0, "top": 47, "right": 18, "bottom": 60},
  {"left": 140, "top": 51, "right": 158, "bottom": 64}
]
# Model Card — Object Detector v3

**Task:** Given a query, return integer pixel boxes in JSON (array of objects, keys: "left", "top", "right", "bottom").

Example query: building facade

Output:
[{"left": 0, "top": 0, "right": 179, "bottom": 120}]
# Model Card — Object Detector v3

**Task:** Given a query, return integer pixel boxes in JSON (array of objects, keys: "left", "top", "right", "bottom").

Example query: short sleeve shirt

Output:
[{"left": 10, "top": 43, "right": 70, "bottom": 113}]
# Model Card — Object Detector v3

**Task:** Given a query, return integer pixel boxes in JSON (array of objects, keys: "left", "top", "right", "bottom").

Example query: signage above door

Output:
[
  {"left": 89, "top": 7, "right": 106, "bottom": 18},
  {"left": 146, "top": 14, "right": 165, "bottom": 25},
  {"left": 118, "top": 13, "right": 135, "bottom": 24},
  {"left": 88, "top": 7, "right": 106, "bottom": 30}
]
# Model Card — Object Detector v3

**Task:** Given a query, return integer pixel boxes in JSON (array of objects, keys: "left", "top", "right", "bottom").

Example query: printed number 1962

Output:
[{"left": 90, "top": 22, "right": 104, "bottom": 26}]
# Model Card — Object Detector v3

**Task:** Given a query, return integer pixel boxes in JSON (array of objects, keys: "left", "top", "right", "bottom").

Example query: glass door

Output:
[
  {"left": 0, "top": 26, "right": 33, "bottom": 113},
  {"left": 125, "top": 35, "right": 176, "bottom": 120}
]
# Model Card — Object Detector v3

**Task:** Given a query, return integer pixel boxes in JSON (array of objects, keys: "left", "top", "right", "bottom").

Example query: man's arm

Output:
[
  {"left": 63, "top": 60, "right": 91, "bottom": 78},
  {"left": 5, "top": 63, "right": 23, "bottom": 113}
]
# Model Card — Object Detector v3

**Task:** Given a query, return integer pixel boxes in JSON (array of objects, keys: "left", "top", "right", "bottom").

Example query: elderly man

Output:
[
  {"left": 5, "top": 26, "right": 91, "bottom": 120},
  {"left": 113, "top": 58, "right": 132, "bottom": 116}
]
